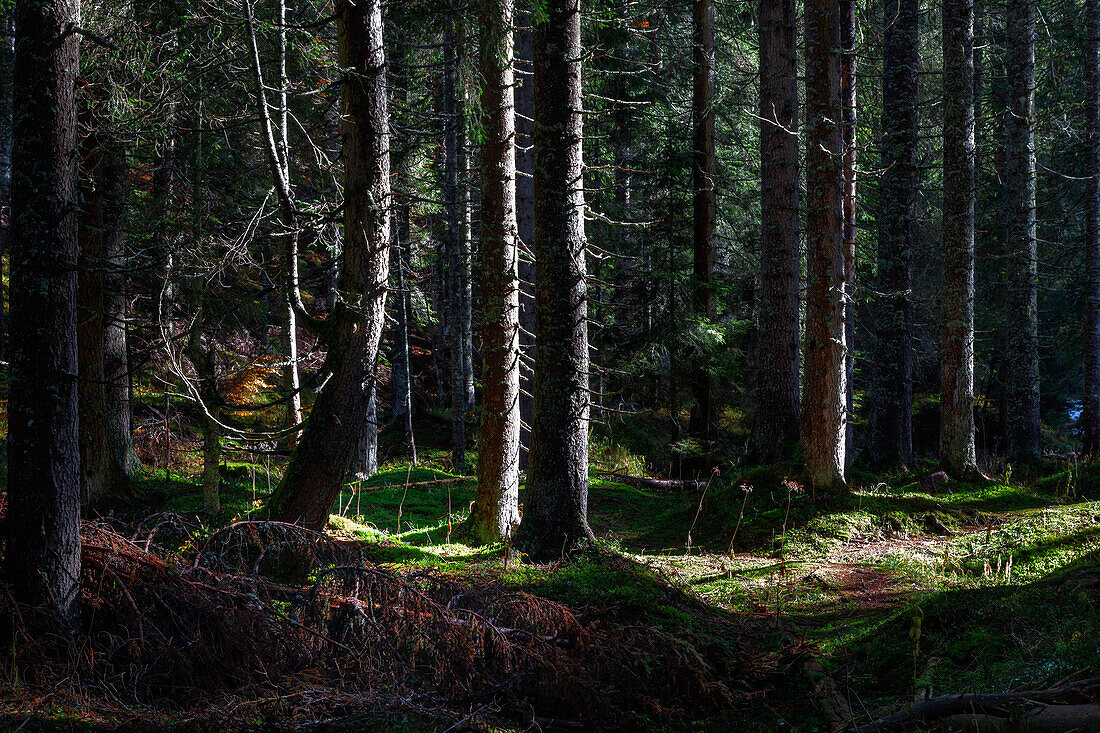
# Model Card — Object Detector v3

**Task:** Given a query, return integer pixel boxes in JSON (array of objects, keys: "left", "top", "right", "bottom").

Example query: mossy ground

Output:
[{"left": 3, "top": 399, "right": 1099, "bottom": 730}]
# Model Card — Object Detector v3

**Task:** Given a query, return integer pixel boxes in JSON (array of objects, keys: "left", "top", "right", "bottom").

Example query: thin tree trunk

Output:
[
  {"left": 471, "top": 0, "right": 521, "bottom": 543},
  {"left": 389, "top": 38, "right": 416, "bottom": 462},
  {"left": 0, "top": 11, "right": 12, "bottom": 363},
  {"left": 4, "top": 0, "right": 82, "bottom": 622},
  {"left": 802, "top": 0, "right": 848, "bottom": 495},
  {"left": 868, "top": 0, "right": 917, "bottom": 468},
  {"left": 444, "top": 9, "right": 469, "bottom": 473},
  {"left": 1085, "top": 0, "right": 1100, "bottom": 456},
  {"left": 1004, "top": 0, "right": 1040, "bottom": 462},
  {"left": 688, "top": 0, "right": 715, "bottom": 441},
  {"left": 515, "top": 12, "right": 535, "bottom": 471},
  {"left": 840, "top": 0, "right": 857, "bottom": 461},
  {"left": 940, "top": 0, "right": 980, "bottom": 477},
  {"left": 267, "top": 0, "right": 390, "bottom": 531},
  {"left": 513, "top": 0, "right": 595, "bottom": 561},
  {"left": 277, "top": 0, "right": 302, "bottom": 445},
  {"left": 753, "top": 0, "right": 800, "bottom": 461}
]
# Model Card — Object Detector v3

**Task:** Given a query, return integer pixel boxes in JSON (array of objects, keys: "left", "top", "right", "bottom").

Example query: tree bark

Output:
[
  {"left": 802, "top": 0, "right": 848, "bottom": 495},
  {"left": 3, "top": 0, "right": 82, "bottom": 622},
  {"left": 78, "top": 111, "right": 134, "bottom": 511},
  {"left": 940, "top": 0, "right": 980, "bottom": 477},
  {"left": 688, "top": 0, "right": 716, "bottom": 441},
  {"left": 444, "top": 9, "right": 472, "bottom": 474},
  {"left": 1003, "top": 0, "right": 1040, "bottom": 462},
  {"left": 753, "top": 0, "right": 800, "bottom": 461},
  {"left": 388, "top": 39, "right": 416, "bottom": 462},
  {"left": 277, "top": 0, "right": 302, "bottom": 446},
  {"left": 1085, "top": 0, "right": 1100, "bottom": 456},
  {"left": 868, "top": 0, "right": 917, "bottom": 468},
  {"left": 471, "top": 0, "right": 521, "bottom": 544},
  {"left": 513, "top": 0, "right": 595, "bottom": 561},
  {"left": 267, "top": 0, "right": 390, "bottom": 531},
  {"left": 840, "top": 0, "right": 857, "bottom": 462},
  {"left": 515, "top": 12, "right": 535, "bottom": 471}
]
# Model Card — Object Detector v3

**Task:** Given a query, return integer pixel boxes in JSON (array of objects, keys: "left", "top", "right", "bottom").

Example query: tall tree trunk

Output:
[
  {"left": 688, "top": 0, "right": 715, "bottom": 440},
  {"left": 940, "top": 0, "right": 980, "bottom": 477},
  {"left": 267, "top": 0, "right": 390, "bottom": 531},
  {"left": 444, "top": 9, "right": 471, "bottom": 473},
  {"left": 389, "top": 39, "right": 416, "bottom": 462},
  {"left": 1004, "top": 0, "right": 1040, "bottom": 462},
  {"left": 515, "top": 11, "right": 535, "bottom": 471},
  {"left": 513, "top": 0, "right": 595, "bottom": 561},
  {"left": 840, "top": 0, "right": 857, "bottom": 461},
  {"left": 753, "top": 0, "right": 800, "bottom": 461},
  {"left": 78, "top": 113, "right": 133, "bottom": 510},
  {"left": 471, "top": 0, "right": 521, "bottom": 543},
  {"left": 4, "top": 0, "right": 82, "bottom": 621},
  {"left": 1085, "top": 0, "right": 1100, "bottom": 456},
  {"left": 277, "top": 0, "right": 302, "bottom": 445},
  {"left": 868, "top": 0, "right": 917, "bottom": 468},
  {"left": 0, "top": 11, "right": 12, "bottom": 363},
  {"left": 802, "top": 0, "right": 848, "bottom": 495},
  {"left": 102, "top": 142, "right": 139, "bottom": 482}
]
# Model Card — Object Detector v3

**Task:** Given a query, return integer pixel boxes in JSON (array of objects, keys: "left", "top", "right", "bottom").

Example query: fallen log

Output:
[
  {"left": 843, "top": 678, "right": 1100, "bottom": 733},
  {"left": 594, "top": 471, "right": 709, "bottom": 491}
]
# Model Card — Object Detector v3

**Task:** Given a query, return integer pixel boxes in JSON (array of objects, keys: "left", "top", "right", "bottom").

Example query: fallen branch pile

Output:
[{"left": 1, "top": 517, "right": 797, "bottom": 729}]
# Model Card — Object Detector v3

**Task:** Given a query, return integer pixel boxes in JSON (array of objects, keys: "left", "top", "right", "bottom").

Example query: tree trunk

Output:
[
  {"left": 515, "top": 12, "right": 535, "bottom": 471},
  {"left": 471, "top": 0, "right": 521, "bottom": 544},
  {"left": 1085, "top": 0, "right": 1100, "bottom": 456},
  {"left": 840, "top": 0, "right": 857, "bottom": 461},
  {"left": 267, "top": 0, "right": 390, "bottom": 531},
  {"left": 389, "top": 40, "right": 416, "bottom": 462},
  {"left": 940, "top": 0, "right": 980, "bottom": 477},
  {"left": 3, "top": 0, "right": 82, "bottom": 622},
  {"left": 688, "top": 0, "right": 715, "bottom": 441},
  {"left": 78, "top": 114, "right": 134, "bottom": 511},
  {"left": 277, "top": 0, "right": 302, "bottom": 446},
  {"left": 753, "top": 0, "right": 800, "bottom": 461},
  {"left": 1004, "top": 0, "right": 1040, "bottom": 463},
  {"left": 802, "top": 0, "right": 848, "bottom": 495},
  {"left": 444, "top": 9, "right": 471, "bottom": 474},
  {"left": 513, "top": 0, "right": 595, "bottom": 561},
  {"left": 0, "top": 11, "right": 12, "bottom": 363},
  {"left": 353, "top": 384, "right": 378, "bottom": 480},
  {"left": 868, "top": 0, "right": 917, "bottom": 468}
]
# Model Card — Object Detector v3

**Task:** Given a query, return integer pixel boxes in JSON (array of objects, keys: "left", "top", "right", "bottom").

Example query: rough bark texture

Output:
[
  {"left": 513, "top": 0, "right": 595, "bottom": 561},
  {"left": 868, "top": 0, "right": 917, "bottom": 468},
  {"left": 1085, "top": 0, "right": 1100, "bottom": 456},
  {"left": 4, "top": 0, "right": 82, "bottom": 621},
  {"left": 688, "top": 0, "right": 716, "bottom": 440},
  {"left": 940, "top": 0, "right": 980, "bottom": 477},
  {"left": 515, "top": 12, "right": 535, "bottom": 471},
  {"left": 753, "top": 0, "right": 800, "bottom": 461},
  {"left": 267, "top": 0, "right": 390, "bottom": 531},
  {"left": 1004, "top": 0, "right": 1040, "bottom": 462},
  {"left": 802, "top": 0, "right": 848, "bottom": 495},
  {"left": 471, "top": 0, "right": 521, "bottom": 544},
  {"left": 840, "top": 0, "right": 857, "bottom": 461},
  {"left": 78, "top": 121, "right": 134, "bottom": 510}
]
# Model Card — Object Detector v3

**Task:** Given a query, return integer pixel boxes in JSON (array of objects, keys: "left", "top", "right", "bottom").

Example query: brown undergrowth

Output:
[{"left": 0, "top": 518, "right": 805, "bottom": 730}]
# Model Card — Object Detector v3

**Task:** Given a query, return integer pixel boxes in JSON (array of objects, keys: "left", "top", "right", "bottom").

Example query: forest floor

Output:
[{"left": 2, "top": 407, "right": 1099, "bottom": 730}]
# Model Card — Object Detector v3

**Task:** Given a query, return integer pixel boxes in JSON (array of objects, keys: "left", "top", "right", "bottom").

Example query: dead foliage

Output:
[{"left": 0, "top": 517, "right": 803, "bottom": 729}]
